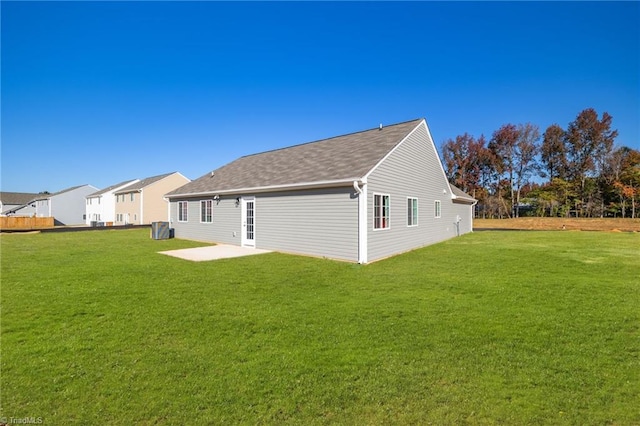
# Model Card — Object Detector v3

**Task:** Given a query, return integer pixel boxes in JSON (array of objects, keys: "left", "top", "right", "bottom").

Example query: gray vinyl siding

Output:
[
  {"left": 452, "top": 201, "right": 474, "bottom": 235},
  {"left": 170, "top": 187, "right": 359, "bottom": 261},
  {"left": 170, "top": 196, "right": 241, "bottom": 245},
  {"left": 254, "top": 187, "right": 359, "bottom": 262},
  {"left": 367, "top": 123, "right": 469, "bottom": 262}
]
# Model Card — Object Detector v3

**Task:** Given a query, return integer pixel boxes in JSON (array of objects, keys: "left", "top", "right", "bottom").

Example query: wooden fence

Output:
[{"left": 0, "top": 216, "right": 54, "bottom": 230}]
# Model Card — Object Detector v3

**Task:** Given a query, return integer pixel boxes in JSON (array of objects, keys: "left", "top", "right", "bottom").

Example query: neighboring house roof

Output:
[
  {"left": 87, "top": 179, "right": 138, "bottom": 198},
  {"left": 167, "top": 119, "right": 424, "bottom": 197},
  {"left": 115, "top": 172, "right": 177, "bottom": 194},
  {"left": 449, "top": 184, "right": 477, "bottom": 204},
  {"left": 32, "top": 185, "right": 89, "bottom": 201},
  {"left": 0, "top": 192, "right": 39, "bottom": 206}
]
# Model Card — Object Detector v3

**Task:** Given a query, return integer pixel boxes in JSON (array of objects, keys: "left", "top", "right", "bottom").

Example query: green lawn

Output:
[{"left": 1, "top": 229, "right": 638, "bottom": 425}]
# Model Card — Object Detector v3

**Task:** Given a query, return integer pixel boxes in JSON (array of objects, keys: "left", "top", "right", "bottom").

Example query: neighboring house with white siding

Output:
[
  {"left": 85, "top": 179, "right": 139, "bottom": 225},
  {"left": 166, "top": 118, "right": 476, "bottom": 263},
  {"left": 34, "top": 185, "right": 99, "bottom": 225},
  {"left": 114, "top": 172, "right": 190, "bottom": 225}
]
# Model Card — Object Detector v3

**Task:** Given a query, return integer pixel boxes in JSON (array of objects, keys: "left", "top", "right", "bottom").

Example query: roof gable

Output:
[
  {"left": 115, "top": 172, "right": 176, "bottom": 194},
  {"left": 168, "top": 119, "right": 423, "bottom": 196},
  {"left": 87, "top": 179, "right": 139, "bottom": 197},
  {"left": 33, "top": 185, "right": 94, "bottom": 200}
]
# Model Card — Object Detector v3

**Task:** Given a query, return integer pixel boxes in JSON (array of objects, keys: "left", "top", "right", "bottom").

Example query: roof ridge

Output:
[{"left": 239, "top": 118, "right": 423, "bottom": 159}]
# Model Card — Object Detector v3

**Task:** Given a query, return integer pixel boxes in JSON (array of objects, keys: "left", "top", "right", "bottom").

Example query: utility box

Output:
[{"left": 151, "top": 221, "right": 171, "bottom": 240}]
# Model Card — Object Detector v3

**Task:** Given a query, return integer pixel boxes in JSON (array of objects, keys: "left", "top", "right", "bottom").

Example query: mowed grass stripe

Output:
[{"left": 1, "top": 229, "right": 638, "bottom": 425}]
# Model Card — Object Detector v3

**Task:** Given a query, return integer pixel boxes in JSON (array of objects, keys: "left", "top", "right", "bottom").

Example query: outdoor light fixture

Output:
[{"left": 235, "top": 197, "right": 241, "bottom": 207}]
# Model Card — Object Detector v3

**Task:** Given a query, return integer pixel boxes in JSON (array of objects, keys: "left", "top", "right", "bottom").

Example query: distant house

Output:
[
  {"left": 0, "top": 192, "right": 39, "bottom": 216},
  {"left": 166, "top": 119, "right": 476, "bottom": 263},
  {"left": 114, "top": 172, "right": 190, "bottom": 225},
  {"left": 85, "top": 179, "right": 139, "bottom": 225},
  {"left": 34, "top": 185, "right": 99, "bottom": 225}
]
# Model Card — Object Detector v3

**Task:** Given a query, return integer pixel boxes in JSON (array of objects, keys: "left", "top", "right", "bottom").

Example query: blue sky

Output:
[{"left": 2, "top": 1, "right": 638, "bottom": 193}]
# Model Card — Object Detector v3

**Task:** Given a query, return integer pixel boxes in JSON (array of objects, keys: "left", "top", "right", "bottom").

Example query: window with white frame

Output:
[
  {"left": 434, "top": 200, "right": 441, "bottom": 218},
  {"left": 407, "top": 197, "right": 418, "bottom": 226},
  {"left": 178, "top": 201, "right": 188, "bottom": 222},
  {"left": 200, "top": 200, "right": 213, "bottom": 223},
  {"left": 373, "top": 193, "right": 390, "bottom": 230}
]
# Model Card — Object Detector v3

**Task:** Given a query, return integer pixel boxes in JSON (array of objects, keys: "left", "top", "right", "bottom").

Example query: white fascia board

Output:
[
  {"left": 173, "top": 172, "right": 191, "bottom": 183},
  {"left": 112, "top": 179, "right": 140, "bottom": 193},
  {"left": 422, "top": 119, "right": 458, "bottom": 198},
  {"left": 165, "top": 178, "right": 360, "bottom": 199}
]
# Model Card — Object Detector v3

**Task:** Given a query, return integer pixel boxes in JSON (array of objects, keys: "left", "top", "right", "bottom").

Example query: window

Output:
[
  {"left": 407, "top": 197, "right": 418, "bottom": 226},
  {"left": 200, "top": 200, "right": 213, "bottom": 223},
  {"left": 373, "top": 194, "right": 390, "bottom": 230},
  {"left": 435, "top": 200, "right": 441, "bottom": 218},
  {"left": 178, "top": 201, "right": 188, "bottom": 222},
  {"left": 130, "top": 193, "right": 135, "bottom": 202}
]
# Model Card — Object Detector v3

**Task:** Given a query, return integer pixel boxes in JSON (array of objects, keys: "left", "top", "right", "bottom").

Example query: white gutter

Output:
[
  {"left": 353, "top": 179, "right": 368, "bottom": 264},
  {"left": 165, "top": 178, "right": 359, "bottom": 199}
]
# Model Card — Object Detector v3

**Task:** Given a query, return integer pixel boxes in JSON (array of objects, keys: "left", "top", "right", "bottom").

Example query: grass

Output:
[{"left": 1, "top": 228, "right": 638, "bottom": 425}]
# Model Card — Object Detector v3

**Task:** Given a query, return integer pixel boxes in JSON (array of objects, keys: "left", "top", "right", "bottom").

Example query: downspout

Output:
[
  {"left": 353, "top": 179, "right": 368, "bottom": 264},
  {"left": 471, "top": 199, "right": 479, "bottom": 232},
  {"left": 139, "top": 190, "right": 144, "bottom": 225},
  {"left": 164, "top": 197, "right": 171, "bottom": 223}
]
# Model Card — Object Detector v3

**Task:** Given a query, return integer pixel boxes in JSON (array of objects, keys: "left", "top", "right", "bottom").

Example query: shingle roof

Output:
[
  {"left": 114, "top": 173, "right": 175, "bottom": 194},
  {"left": 167, "top": 119, "right": 423, "bottom": 197},
  {"left": 0, "top": 192, "right": 39, "bottom": 205},
  {"left": 32, "top": 185, "right": 89, "bottom": 200},
  {"left": 87, "top": 179, "right": 138, "bottom": 197},
  {"left": 449, "top": 184, "right": 476, "bottom": 203}
]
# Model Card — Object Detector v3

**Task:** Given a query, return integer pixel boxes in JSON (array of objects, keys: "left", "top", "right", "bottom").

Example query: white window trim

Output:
[
  {"left": 200, "top": 199, "right": 213, "bottom": 223},
  {"left": 373, "top": 193, "right": 391, "bottom": 231},
  {"left": 435, "top": 200, "right": 442, "bottom": 219},
  {"left": 178, "top": 201, "right": 188, "bottom": 222},
  {"left": 407, "top": 197, "right": 419, "bottom": 227}
]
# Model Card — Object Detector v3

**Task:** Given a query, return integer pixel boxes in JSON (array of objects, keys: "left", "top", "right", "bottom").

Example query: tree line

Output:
[{"left": 441, "top": 108, "right": 640, "bottom": 218}]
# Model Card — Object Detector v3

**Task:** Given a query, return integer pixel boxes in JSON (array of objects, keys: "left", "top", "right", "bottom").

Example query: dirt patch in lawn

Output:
[{"left": 474, "top": 218, "right": 640, "bottom": 232}]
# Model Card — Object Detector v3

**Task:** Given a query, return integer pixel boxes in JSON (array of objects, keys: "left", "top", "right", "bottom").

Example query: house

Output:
[
  {"left": 166, "top": 119, "right": 476, "bottom": 263},
  {"left": 0, "top": 192, "right": 39, "bottom": 216},
  {"left": 114, "top": 172, "right": 190, "bottom": 225},
  {"left": 34, "top": 185, "right": 99, "bottom": 225},
  {"left": 85, "top": 179, "right": 139, "bottom": 225}
]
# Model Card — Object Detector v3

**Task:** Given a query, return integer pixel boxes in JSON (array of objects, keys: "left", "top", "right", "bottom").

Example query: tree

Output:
[
  {"left": 513, "top": 123, "right": 541, "bottom": 217},
  {"left": 541, "top": 124, "right": 567, "bottom": 181},
  {"left": 564, "top": 108, "right": 618, "bottom": 216},
  {"left": 609, "top": 147, "right": 640, "bottom": 218},
  {"left": 489, "top": 123, "right": 540, "bottom": 217},
  {"left": 441, "top": 133, "right": 488, "bottom": 196},
  {"left": 489, "top": 124, "right": 519, "bottom": 218}
]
